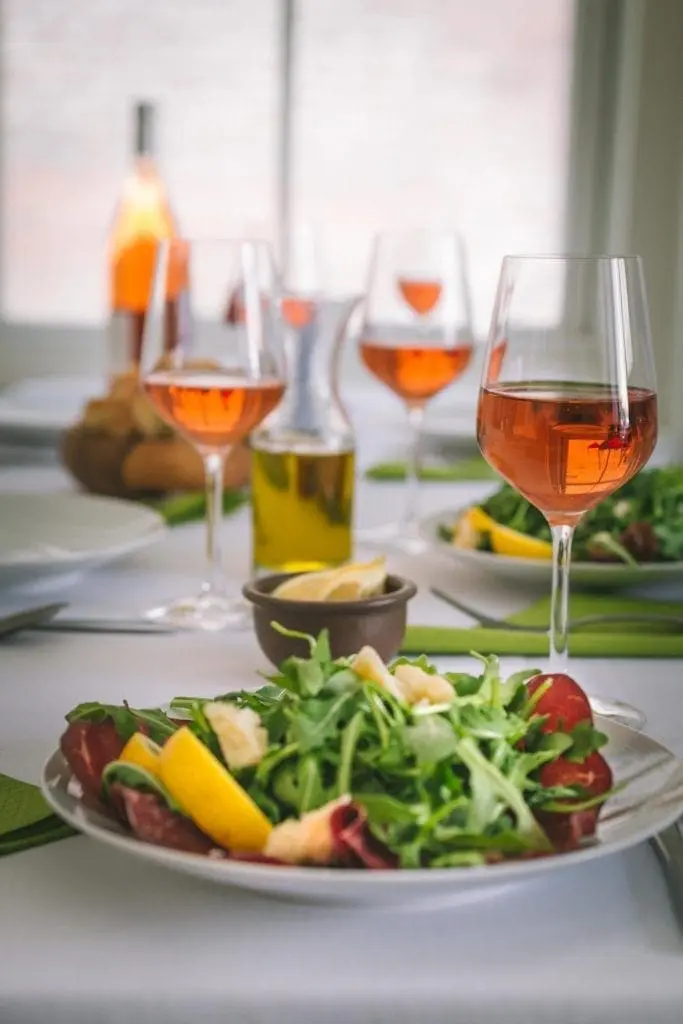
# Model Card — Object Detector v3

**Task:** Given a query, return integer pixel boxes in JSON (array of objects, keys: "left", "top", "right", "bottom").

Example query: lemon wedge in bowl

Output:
[
  {"left": 272, "top": 557, "right": 387, "bottom": 602},
  {"left": 460, "top": 507, "right": 553, "bottom": 561},
  {"left": 158, "top": 727, "right": 272, "bottom": 852},
  {"left": 119, "top": 732, "right": 162, "bottom": 776}
]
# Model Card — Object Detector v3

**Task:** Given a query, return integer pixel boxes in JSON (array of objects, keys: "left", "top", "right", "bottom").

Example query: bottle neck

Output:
[{"left": 134, "top": 102, "right": 155, "bottom": 159}]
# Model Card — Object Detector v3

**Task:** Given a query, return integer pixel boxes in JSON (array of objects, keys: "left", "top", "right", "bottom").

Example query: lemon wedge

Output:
[
  {"left": 119, "top": 732, "right": 162, "bottom": 776},
  {"left": 157, "top": 727, "right": 272, "bottom": 851},
  {"left": 271, "top": 567, "right": 341, "bottom": 601},
  {"left": 461, "top": 507, "right": 553, "bottom": 561},
  {"left": 272, "top": 557, "right": 387, "bottom": 602}
]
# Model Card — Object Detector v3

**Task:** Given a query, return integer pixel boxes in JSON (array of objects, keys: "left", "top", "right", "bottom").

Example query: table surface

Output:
[{"left": 1, "top": 446, "right": 683, "bottom": 1024}]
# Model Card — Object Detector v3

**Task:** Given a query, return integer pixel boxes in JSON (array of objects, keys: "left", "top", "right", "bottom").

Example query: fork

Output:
[{"left": 430, "top": 587, "right": 683, "bottom": 633}]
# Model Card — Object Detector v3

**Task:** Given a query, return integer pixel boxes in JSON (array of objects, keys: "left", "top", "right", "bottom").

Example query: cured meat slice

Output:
[
  {"left": 60, "top": 720, "right": 124, "bottom": 798},
  {"left": 536, "top": 808, "right": 600, "bottom": 851},
  {"left": 330, "top": 802, "right": 398, "bottom": 869},
  {"left": 535, "top": 752, "right": 613, "bottom": 851},
  {"left": 111, "top": 784, "right": 224, "bottom": 857}
]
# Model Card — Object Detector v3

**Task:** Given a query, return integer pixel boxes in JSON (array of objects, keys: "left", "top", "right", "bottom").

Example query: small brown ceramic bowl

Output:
[{"left": 242, "top": 573, "right": 418, "bottom": 667}]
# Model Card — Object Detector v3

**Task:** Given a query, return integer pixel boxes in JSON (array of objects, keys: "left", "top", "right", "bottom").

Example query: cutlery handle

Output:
[
  {"left": 650, "top": 824, "right": 683, "bottom": 935},
  {"left": 35, "top": 619, "right": 177, "bottom": 635}
]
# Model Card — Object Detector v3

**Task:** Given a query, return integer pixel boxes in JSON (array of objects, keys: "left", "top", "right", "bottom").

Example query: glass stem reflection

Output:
[
  {"left": 549, "top": 523, "right": 574, "bottom": 666},
  {"left": 203, "top": 451, "right": 226, "bottom": 596},
  {"left": 403, "top": 404, "right": 425, "bottom": 529}
]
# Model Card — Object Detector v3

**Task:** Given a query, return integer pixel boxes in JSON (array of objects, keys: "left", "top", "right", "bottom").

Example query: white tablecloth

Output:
[{"left": 1, "top": 458, "right": 682, "bottom": 1024}]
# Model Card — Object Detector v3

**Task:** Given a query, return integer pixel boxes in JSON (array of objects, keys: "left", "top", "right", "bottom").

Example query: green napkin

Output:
[
  {"left": 402, "top": 593, "right": 683, "bottom": 659},
  {"left": 152, "top": 489, "right": 248, "bottom": 527},
  {"left": 366, "top": 455, "right": 497, "bottom": 483},
  {"left": 0, "top": 773, "right": 75, "bottom": 857}
]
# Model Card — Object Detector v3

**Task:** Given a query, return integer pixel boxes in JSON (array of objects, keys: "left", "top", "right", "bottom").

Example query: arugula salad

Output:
[
  {"left": 446, "top": 468, "right": 683, "bottom": 565},
  {"left": 59, "top": 630, "right": 613, "bottom": 870}
]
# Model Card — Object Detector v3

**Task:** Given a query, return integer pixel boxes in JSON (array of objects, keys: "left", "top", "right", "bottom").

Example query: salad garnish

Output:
[
  {"left": 446, "top": 468, "right": 683, "bottom": 564},
  {"left": 59, "top": 631, "right": 613, "bottom": 869}
]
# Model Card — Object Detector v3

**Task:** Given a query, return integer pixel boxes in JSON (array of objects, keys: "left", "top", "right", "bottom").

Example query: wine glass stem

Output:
[
  {"left": 203, "top": 450, "right": 226, "bottom": 597},
  {"left": 549, "top": 523, "right": 574, "bottom": 666},
  {"left": 403, "top": 404, "right": 425, "bottom": 529}
]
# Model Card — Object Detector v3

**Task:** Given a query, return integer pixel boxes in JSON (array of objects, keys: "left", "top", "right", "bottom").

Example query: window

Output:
[
  {"left": 291, "top": 0, "right": 575, "bottom": 335},
  {"left": 3, "top": 0, "right": 573, "bottom": 336},
  {"left": 3, "top": 0, "right": 280, "bottom": 324}
]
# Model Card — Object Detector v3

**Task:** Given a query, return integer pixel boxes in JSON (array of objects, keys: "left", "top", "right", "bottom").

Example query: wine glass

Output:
[
  {"left": 140, "top": 238, "right": 285, "bottom": 631},
  {"left": 477, "top": 255, "right": 657, "bottom": 726},
  {"left": 358, "top": 229, "right": 474, "bottom": 551}
]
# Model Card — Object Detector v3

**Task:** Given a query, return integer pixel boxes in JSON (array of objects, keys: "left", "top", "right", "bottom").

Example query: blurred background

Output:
[{"left": 0, "top": 0, "right": 681, "bottom": 431}]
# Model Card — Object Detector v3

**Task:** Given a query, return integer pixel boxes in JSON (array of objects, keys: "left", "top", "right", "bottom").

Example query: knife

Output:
[
  {"left": 0, "top": 603, "right": 66, "bottom": 638},
  {"left": 0, "top": 604, "right": 177, "bottom": 637},
  {"left": 35, "top": 617, "right": 178, "bottom": 635}
]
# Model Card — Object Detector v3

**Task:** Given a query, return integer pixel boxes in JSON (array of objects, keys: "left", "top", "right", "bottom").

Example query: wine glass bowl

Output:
[
  {"left": 140, "top": 238, "right": 286, "bottom": 631},
  {"left": 477, "top": 255, "right": 657, "bottom": 726},
  {"left": 359, "top": 229, "right": 474, "bottom": 548},
  {"left": 477, "top": 380, "right": 657, "bottom": 524}
]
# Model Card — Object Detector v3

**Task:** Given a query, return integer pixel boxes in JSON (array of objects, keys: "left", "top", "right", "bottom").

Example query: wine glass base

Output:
[
  {"left": 144, "top": 594, "right": 251, "bottom": 632},
  {"left": 356, "top": 520, "right": 427, "bottom": 555},
  {"left": 588, "top": 697, "right": 646, "bottom": 731}
]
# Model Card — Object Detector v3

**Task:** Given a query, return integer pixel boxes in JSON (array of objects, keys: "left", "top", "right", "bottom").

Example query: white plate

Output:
[
  {"left": 420, "top": 508, "right": 683, "bottom": 591},
  {"left": 41, "top": 719, "right": 683, "bottom": 908},
  {"left": 0, "top": 375, "right": 104, "bottom": 446},
  {"left": 0, "top": 492, "right": 165, "bottom": 592}
]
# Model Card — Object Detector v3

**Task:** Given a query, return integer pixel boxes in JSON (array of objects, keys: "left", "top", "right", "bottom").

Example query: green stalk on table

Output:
[{"left": 152, "top": 489, "right": 248, "bottom": 527}]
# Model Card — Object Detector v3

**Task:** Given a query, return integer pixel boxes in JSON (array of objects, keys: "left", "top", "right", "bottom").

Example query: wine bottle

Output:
[{"left": 107, "top": 102, "right": 178, "bottom": 375}]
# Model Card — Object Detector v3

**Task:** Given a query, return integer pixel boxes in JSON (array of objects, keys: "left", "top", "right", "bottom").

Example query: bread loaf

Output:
[
  {"left": 62, "top": 370, "right": 251, "bottom": 498},
  {"left": 123, "top": 439, "right": 250, "bottom": 493}
]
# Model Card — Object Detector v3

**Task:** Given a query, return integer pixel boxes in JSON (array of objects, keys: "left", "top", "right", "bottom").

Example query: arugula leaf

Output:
[
  {"left": 390, "top": 654, "right": 438, "bottom": 675},
  {"left": 405, "top": 716, "right": 458, "bottom": 766},
  {"left": 270, "top": 622, "right": 319, "bottom": 654},
  {"left": 458, "top": 704, "right": 527, "bottom": 742},
  {"left": 445, "top": 672, "right": 483, "bottom": 698},
  {"left": 298, "top": 755, "right": 326, "bottom": 813},
  {"left": 538, "top": 787, "right": 620, "bottom": 813},
  {"left": 66, "top": 702, "right": 176, "bottom": 746},
  {"left": 355, "top": 793, "right": 423, "bottom": 826},
  {"left": 565, "top": 721, "right": 608, "bottom": 762},
  {"left": 505, "top": 750, "right": 558, "bottom": 790},
  {"left": 470, "top": 653, "right": 503, "bottom": 707},
  {"left": 101, "top": 761, "right": 180, "bottom": 812},
  {"left": 455, "top": 736, "right": 551, "bottom": 849},
  {"left": 430, "top": 851, "right": 488, "bottom": 867},
  {"left": 287, "top": 693, "right": 353, "bottom": 753},
  {"left": 535, "top": 731, "right": 573, "bottom": 756},
  {"left": 337, "top": 710, "right": 366, "bottom": 795},
  {"left": 324, "top": 668, "right": 363, "bottom": 693}
]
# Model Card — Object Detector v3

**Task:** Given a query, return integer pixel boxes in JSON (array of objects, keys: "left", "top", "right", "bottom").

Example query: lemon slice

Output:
[
  {"left": 119, "top": 732, "right": 162, "bottom": 776},
  {"left": 462, "top": 507, "right": 553, "bottom": 561},
  {"left": 271, "top": 567, "right": 341, "bottom": 601},
  {"left": 272, "top": 557, "right": 387, "bottom": 602},
  {"left": 158, "top": 727, "right": 272, "bottom": 851},
  {"left": 325, "top": 557, "right": 387, "bottom": 601}
]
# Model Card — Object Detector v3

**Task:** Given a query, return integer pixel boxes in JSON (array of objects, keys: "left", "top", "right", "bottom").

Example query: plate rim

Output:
[
  {"left": 40, "top": 719, "right": 683, "bottom": 894},
  {"left": 0, "top": 491, "right": 166, "bottom": 568}
]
